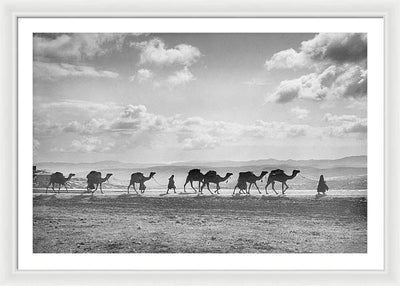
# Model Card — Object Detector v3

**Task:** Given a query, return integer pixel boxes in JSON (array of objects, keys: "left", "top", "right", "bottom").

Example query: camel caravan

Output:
[{"left": 38, "top": 167, "right": 302, "bottom": 196}]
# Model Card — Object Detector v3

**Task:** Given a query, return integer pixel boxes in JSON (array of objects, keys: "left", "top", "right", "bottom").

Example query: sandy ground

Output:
[{"left": 33, "top": 191, "right": 367, "bottom": 253}]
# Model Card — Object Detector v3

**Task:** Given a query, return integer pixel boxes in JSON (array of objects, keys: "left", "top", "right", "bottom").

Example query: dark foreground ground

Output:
[{"left": 33, "top": 193, "right": 367, "bottom": 253}]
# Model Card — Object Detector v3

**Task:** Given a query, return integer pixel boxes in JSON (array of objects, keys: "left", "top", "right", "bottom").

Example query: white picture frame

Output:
[{"left": 1, "top": 0, "right": 399, "bottom": 285}]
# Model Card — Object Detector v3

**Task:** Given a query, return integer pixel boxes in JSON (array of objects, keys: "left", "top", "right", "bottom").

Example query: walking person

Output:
[
  {"left": 317, "top": 175, "right": 329, "bottom": 195},
  {"left": 167, "top": 175, "right": 176, "bottom": 194}
]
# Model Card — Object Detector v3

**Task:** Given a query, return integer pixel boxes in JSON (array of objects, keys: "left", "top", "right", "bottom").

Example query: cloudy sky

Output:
[{"left": 33, "top": 33, "right": 367, "bottom": 163}]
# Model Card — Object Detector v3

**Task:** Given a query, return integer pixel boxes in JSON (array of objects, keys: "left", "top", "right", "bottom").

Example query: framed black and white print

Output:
[
  {"left": 15, "top": 17, "right": 384, "bottom": 271},
  {"left": 3, "top": 0, "right": 399, "bottom": 282}
]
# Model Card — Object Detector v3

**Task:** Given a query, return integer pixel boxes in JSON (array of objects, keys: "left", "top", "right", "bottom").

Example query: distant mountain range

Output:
[{"left": 36, "top": 155, "right": 367, "bottom": 171}]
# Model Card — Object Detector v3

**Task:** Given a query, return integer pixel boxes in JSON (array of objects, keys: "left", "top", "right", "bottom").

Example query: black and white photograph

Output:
[{"left": 32, "top": 31, "right": 368, "bottom": 254}]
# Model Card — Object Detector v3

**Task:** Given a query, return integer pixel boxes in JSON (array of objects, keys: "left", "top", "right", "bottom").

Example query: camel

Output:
[
  {"left": 200, "top": 171, "right": 233, "bottom": 194},
  {"left": 233, "top": 180, "right": 248, "bottom": 195},
  {"left": 265, "top": 169, "right": 300, "bottom": 194},
  {"left": 183, "top": 169, "right": 205, "bottom": 193},
  {"left": 86, "top": 171, "right": 113, "bottom": 194},
  {"left": 237, "top": 171, "right": 268, "bottom": 194},
  {"left": 127, "top": 172, "right": 156, "bottom": 194},
  {"left": 46, "top": 172, "right": 75, "bottom": 193}
]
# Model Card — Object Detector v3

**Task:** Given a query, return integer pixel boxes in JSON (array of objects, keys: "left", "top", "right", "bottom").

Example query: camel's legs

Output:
[
  {"left": 271, "top": 181, "right": 277, "bottom": 194},
  {"left": 132, "top": 183, "right": 139, "bottom": 194},
  {"left": 215, "top": 184, "right": 220, "bottom": 194},
  {"left": 100, "top": 183, "right": 103, "bottom": 194},
  {"left": 283, "top": 182, "right": 289, "bottom": 194},
  {"left": 58, "top": 184, "right": 61, "bottom": 194},
  {"left": 247, "top": 183, "right": 252, "bottom": 194},
  {"left": 198, "top": 181, "right": 201, "bottom": 193},
  {"left": 183, "top": 179, "right": 190, "bottom": 193},
  {"left": 233, "top": 186, "right": 237, "bottom": 196},
  {"left": 200, "top": 182, "right": 206, "bottom": 193},
  {"left": 253, "top": 182, "right": 261, "bottom": 194},
  {"left": 265, "top": 181, "right": 270, "bottom": 194},
  {"left": 65, "top": 184, "right": 68, "bottom": 193},
  {"left": 206, "top": 183, "right": 213, "bottom": 195},
  {"left": 271, "top": 181, "right": 279, "bottom": 195},
  {"left": 189, "top": 181, "right": 197, "bottom": 193}
]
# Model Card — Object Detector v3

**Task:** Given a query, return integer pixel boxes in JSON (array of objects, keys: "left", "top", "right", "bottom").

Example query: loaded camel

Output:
[
  {"left": 127, "top": 172, "right": 156, "bottom": 194},
  {"left": 265, "top": 169, "right": 300, "bottom": 195},
  {"left": 86, "top": 171, "right": 113, "bottom": 194},
  {"left": 200, "top": 171, "right": 233, "bottom": 194},
  {"left": 236, "top": 171, "right": 268, "bottom": 195},
  {"left": 183, "top": 169, "right": 205, "bottom": 193},
  {"left": 46, "top": 172, "right": 75, "bottom": 193}
]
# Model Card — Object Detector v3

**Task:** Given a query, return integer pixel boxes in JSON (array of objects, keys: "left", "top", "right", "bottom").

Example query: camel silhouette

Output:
[
  {"left": 265, "top": 169, "right": 300, "bottom": 194},
  {"left": 86, "top": 171, "right": 113, "bottom": 194},
  {"left": 237, "top": 171, "right": 268, "bottom": 194},
  {"left": 200, "top": 171, "right": 233, "bottom": 194},
  {"left": 183, "top": 169, "right": 205, "bottom": 193},
  {"left": 46, "top": 172, "right": 75, "bottom": 193},
  {"left": 127, "top": 172, "right": 156, "bottom": 194}
]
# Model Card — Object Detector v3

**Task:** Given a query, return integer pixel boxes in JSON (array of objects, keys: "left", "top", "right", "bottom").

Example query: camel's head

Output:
[
  {"left": 106, "top": 173, "right": 113, "bottom": 181},
  {"left": 293, "top": 170, "right": 301, "bottom": 175},
  {"left": 227, "top": 172, "right": 233, "bottom": 178},
  {"left": 150, "top": 172, "right": 156, "bottom": 178},
  {"left": 68, "top": 173, "right": 76, "bottom": 178}
]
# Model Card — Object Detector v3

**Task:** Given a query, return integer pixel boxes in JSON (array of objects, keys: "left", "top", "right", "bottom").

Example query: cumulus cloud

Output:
[
  {"left": 33, "top": 33, "right": 127, "bottom": 62},
  {"left": 265, "top": 48, "right": 308, "bottom": 71},
  {"left": 34, "top": 62, "right": 119, "bottom": 81},
  {"left": 301, "top": 33, "right": 367, "bottom": 64},
  {"left": 265, "top": 33, "right": 367, "bottom": 70},
  {"left": 291, "top": 107, "right": 309, "bottom": 119},
  {"left": 268, "top": 64, "right": 367, "bottom": 103},
  {"left": 268, "top": 65, "right": 337, "bottom": 103},
  {"left": 129, "top": 68, "right": 154, "bottom": 83},
  {"left": 132, "top": 38, "right": 201, "bottom": 67},
  {"left": 265, "top": 33, "right": 368, "bottom": 105},
  {"left": 165, "top": 67, "right": 195, "bottom": 87},
  {"left": 334, "top": 65, "right": 367, "bottom": 98}
]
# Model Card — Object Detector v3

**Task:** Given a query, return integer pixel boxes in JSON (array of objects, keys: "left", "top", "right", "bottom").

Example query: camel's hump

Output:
[
  {"left": 205, "top": 170, "right": 217, "bottom": 176},
  {"left": 270, "top": 169, "right": 284, "bottom": 174},
  {"left": 131, "top": 172, "right": 144, "bottom": 176},
  {"left": 53, "top": 172, "right": 63, "bottom": 176},
  {"left": 188, "top": 169, "right": 201, "bottom": 173},
  {"left": 86, "top": 171, "right": 100, "bottom": 178},
  {"left": 239, "top": 171, "right": 253, "bottom": 176}
]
